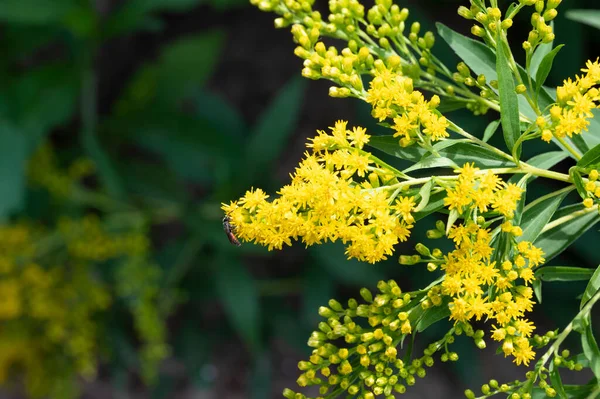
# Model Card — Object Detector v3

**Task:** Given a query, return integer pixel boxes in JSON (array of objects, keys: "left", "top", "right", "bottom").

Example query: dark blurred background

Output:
[{"left": 0, "top": 0, "right": 599, "bottom": 398}]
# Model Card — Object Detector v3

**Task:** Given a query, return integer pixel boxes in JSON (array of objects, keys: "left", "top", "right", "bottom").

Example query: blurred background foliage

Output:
[{"left": 0, "top": 0, "right": 599, "bottom": 398}]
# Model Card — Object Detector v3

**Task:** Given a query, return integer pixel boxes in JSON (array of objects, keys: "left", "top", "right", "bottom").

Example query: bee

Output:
[{"left": 223, "top": 215, "right": 241, "bottom": 246}]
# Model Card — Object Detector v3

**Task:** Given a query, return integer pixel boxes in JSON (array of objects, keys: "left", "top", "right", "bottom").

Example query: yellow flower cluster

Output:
[
  {"left": 58, "top": 215, "right": 149, "bottom": 261},
  {"left": 28, "top": 144, "right": 95, "bottom": 198},
  {"left": 223, "top": 121, "right": 415, "bottom": 263},
  {"left": 366, "top": 66, "right": 449, "bottom": 146},
  {"left": 540, "top": 59, "right": 600, "bottom": 142},
  {"left": 435, "top": 165, "right": 545, "bottom": 366},
  {"left": 442, "top": 221, "right": 542, "bottom": 366},
  {"left": 0, "top": 224, "right": 111, "bottom": 397},
  {"left": 444, "top": 163, "right": 523, "bottom": 218},
  {"left": 583, "top": 169, "right": 600, "bottom": 208}
]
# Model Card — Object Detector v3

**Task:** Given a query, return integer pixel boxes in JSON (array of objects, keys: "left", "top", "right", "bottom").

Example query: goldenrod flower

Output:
[{"left": 223, "top": 122, "right": 415, "bottom": 263}]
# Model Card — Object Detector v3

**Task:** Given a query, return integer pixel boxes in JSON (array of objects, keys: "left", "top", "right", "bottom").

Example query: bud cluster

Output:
[{"left": 283, "top": 279, "right": 451, "bottom": 399}]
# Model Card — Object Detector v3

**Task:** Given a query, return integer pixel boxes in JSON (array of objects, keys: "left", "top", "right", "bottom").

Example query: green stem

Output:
[
  {"left": 540, "top": 205, "right": 599, "bottom": 233},
  {"left": 556, "top": 136, "right": 583, "bottom": 160},
  {"left": 447, "top": 121, "right": 516, "bottom": 162}
]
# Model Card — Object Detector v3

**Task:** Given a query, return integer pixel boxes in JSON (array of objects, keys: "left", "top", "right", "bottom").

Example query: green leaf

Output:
[
  {"left": 310, "top": 244, "right": 384, "bottom": 285},
  {"left": 302, "top": 263, "right": 334, "bottom": 325},
  {"left": 518, "top": 191, "right": 568, "bottom": 244},
  {"left": 581, "top": 316, "right": 600, "bottom": 381},
  {"left": 584, "top": 110, "right": 600, "bottom": 149},
  {"left": 104, "top": 0, "right": 200, "bottom": 37},
  {"left": 437, "top": 98, "right": 467, "bottom": 113},
  {"left": 446, "top": 209, "right": 460, "bottom": 235},
  {"left": 214, "top": 256, "right": 261, "bottom": 353},
  {"left": 82, "top": 73, "right": 125, "bottom": 199},
  {"left": 0, "top": 0, "right": 74, "bottom": 25},
  {"left": 414, "top": 180, "right": 433, "bottom": 212},
  {"left": 416, "top": 298, "right": 451, "bottom": 332},
  {"left": 549, "top": 361, "right": 568, "bottom": 399},
  {"left": 529, "top": 37, "right": 553, "bottom": 78},
  {"left": 497, "top": 41, "right": 521, "bottom": 154},
  {"left": 436, "top": 23, "right": 497, "bottom": 82},
  {"left": 0, "top": 124, "right": 27, "bottom": 219},
  {"left": 403, "top": 156, "right": 457, "bottom": 173},
  {"left": 157, "top": 31, "right": 225, "bottom": 103},
  {"left": 368, "top": 136, "right": 515, "bottom": 169},
  {"left": 483, "top": 120, "right": 500, "bottom": 143},
  {"left": 566, "top": 10, "right": 600, "bottom": 30},
  {"left": 535, "top": 266, "right": 595, "bottom": 282},
  {"left": 525, "top": 151, "right": 568, "bottom": 172},
  {"left": 578, "top": 143, "right": 600, "bottom": 169},
  {"left": 245, "top": 77, "right": 306, "bottom": 184},
  {"left": 534, "top": 204, "right": 600, "bottom": 263},
  {"left": 535, "top": 44, "right": 564, "bottom": 92},
  {"left": 533, "top": 279, "right": 542, "bottom": 304},
  {"left": 581, "top": 265, "right": 600, "bottom": 309},
  {"left": 414, "top": 191, "right": 446, "bottom": 221},
  {"left": 569, "top": 167, "right": 588, "bottom": 200}
]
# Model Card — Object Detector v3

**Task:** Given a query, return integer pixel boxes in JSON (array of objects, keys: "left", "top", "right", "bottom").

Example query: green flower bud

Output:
[
  {"left": 458, "top": 6, "right": 474, "bottom": 19},
  {"left": 360, "top": 288, "right": 373, "bottom": 302}
]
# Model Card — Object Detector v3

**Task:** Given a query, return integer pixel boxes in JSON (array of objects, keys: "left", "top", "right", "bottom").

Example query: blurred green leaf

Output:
[
  {"left": 245, "top": 77, "right": 306, "bottom": 184},
  {"left": 195, "top": 90, "right": 246, "bottom": 140},
  {"left": 0, "top": 64, "right": 78, "bottom": 150},
  {"left": 566, "top": 10, "right": 600, "bottom": 30},
  {"left": 214, "top": 256, "right": 262, "bottom": 353},
  {"left": 302, "top": 263, "right": 334, "bottom": 325},
  {"left": 118, "top": 159, "right": 189, "bottom": 203},
  {"left": 0, "top": 0, "right": 74, "bottom": 25},
  {"left": 0, "top": 123, "right": 27, "bottom": 219},
  {"left": 208, "top": 0, "right": 249, "bottom": 11},
  {"left": 249, "top": 351, "right": 271, "bottom": 399},
  {"left": 104, "top": 0, "right": 202, "bottom": 37},
  {"left": 157, "top": 31, "right": 225, "bottom": 104},
  {"left": 82, "top": 71, "right": 126, "bottom": 199},
  {"left": 310, "top": 243, "right": 385, "bottom": 286}
]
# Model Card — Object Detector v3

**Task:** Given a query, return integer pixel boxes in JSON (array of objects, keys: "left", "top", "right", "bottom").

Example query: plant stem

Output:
[
  {"left": 556, "top": 136, "right": 583, "bottom": 160},
  {"left": 540, "top": 205, "right": 599, "bottom": 233}
]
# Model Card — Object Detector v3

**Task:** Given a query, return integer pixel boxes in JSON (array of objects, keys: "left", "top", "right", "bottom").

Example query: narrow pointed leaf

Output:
[
  {"left": 436, "top": 23, "right": 497, "bottom": 81},
  {"left": 535, "top": 266, "right": 595, "bottom": 282},
  {"left": 534, "top": 205, "right": 600, "bottom": 263},
  {"left": 518, "top": 191, "right": 568, "bottom": 243},
  {"left": 535, "top": 44, "right": 564, "bottom": 92},
  {"left": 581, "top": 265, "right": 600, "bottom": 309},
  {"left": 496, "top": 41, "right": 521, "bottom": 154},
  {"left": 577, "top": 143, "right": 600, "bottom": 169}
]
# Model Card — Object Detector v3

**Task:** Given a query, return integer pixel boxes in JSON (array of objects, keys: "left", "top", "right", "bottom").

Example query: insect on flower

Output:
[{"left": 223, "top": 215, "right": 241, "bottom": 246}]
